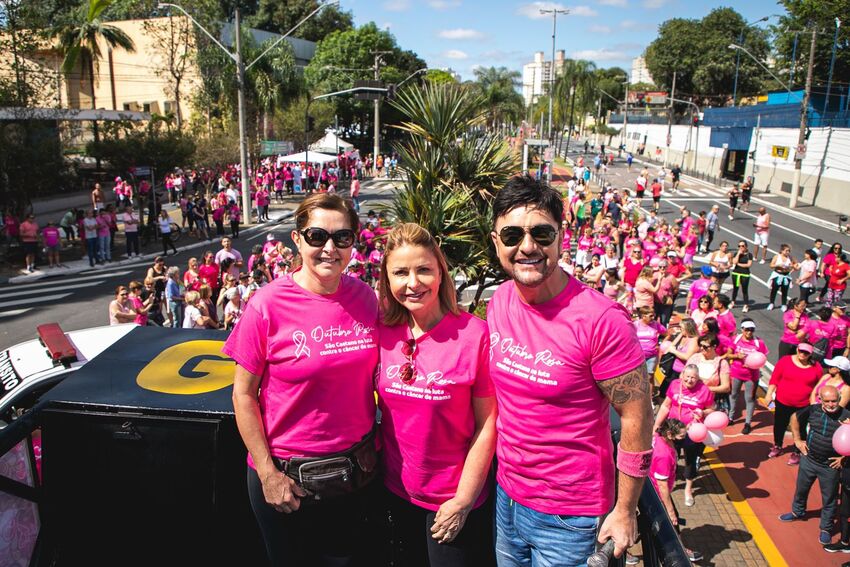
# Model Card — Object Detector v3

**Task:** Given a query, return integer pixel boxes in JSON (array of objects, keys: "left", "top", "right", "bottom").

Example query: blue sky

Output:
[{"left": 345, "top": 0, "right": 780, "bottom": 80}]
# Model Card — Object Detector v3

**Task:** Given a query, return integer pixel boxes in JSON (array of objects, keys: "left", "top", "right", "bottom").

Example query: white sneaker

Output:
[
  {"left": 759, "top": 259, "right": 765, "bottom": 264},
  {"left": 781, "top": 305, "right": 788, "bottom": 312},
  {"left": 767, "top": 304, "right": 774, "bottom": 310},
  {"left": 728, "top": 215, "right": 734, "bottom": 220}
]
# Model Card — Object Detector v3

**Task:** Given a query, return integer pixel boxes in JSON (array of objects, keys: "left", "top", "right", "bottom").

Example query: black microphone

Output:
[{"left": 586, "top": 538, "right": 615, "bottom": 567}]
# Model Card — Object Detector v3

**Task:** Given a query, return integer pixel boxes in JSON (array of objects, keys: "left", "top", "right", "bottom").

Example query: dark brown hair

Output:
[{"left": 294, "top": 193, "right": 359, "bottom": 233}]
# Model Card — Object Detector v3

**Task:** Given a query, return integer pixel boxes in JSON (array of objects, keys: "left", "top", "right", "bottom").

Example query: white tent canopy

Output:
[
  {"left": 276, "top": 151, "right": 338, "bottom": 164},
  {"left": 309, "top": 131, "right": 353, "bottom": 154}
]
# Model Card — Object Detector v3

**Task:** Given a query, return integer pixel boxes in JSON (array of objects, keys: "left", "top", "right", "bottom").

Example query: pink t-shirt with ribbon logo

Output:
[
  {"left": 487, "top": 276, "right": 645, "bottom": 516},
  {"left": 222, "top": 274, "right": 379, "bottom": 464},
  {"left": 377, "top": 311, "right": 494, "bottom": 511}
]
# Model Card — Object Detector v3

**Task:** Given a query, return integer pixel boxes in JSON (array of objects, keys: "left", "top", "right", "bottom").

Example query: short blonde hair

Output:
[
  {"left": 185, "top": 290, "right": 200, "bottom": 305},
  {"left": 379, "top": 223, "right": 458, "bottom": 326}
]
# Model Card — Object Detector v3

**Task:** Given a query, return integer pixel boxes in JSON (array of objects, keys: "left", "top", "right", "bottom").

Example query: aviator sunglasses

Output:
[
  {"left": 299, "top": 227, "right": 355, "bottom": 248},
  {"left": 498, "top": 224, "right": 557, "bottom": 247}
]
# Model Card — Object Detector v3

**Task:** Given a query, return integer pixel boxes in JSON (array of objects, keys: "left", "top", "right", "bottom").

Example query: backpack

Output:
[{"left": 812, "top": 338, "right": 830, "bottom": 363}]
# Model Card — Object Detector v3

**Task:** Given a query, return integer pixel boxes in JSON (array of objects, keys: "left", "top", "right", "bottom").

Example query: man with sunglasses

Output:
[
  {"left": 487, "top": 176, "right": 652, "bottom": 565},
  {"left": 215, "top": 237, "right": 244, "bottom": 280}
]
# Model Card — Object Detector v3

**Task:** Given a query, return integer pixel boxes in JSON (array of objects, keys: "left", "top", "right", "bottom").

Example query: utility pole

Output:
[
  {"left": 790, "top": 28, "right": 817, "bottom": 208},
  {"left": 234, "top": 8, "right": 251, "bottom": 221},
  {"left": 540, "top": 8, "right": 568, "bottom": 142},
  {"left": 823, "top": 18, "right": 841, "bottom": 117},
  {"left": 664, "top": 71, "right": 676, "bottom": 167},
  {"left": 372, "top": 50, "right": 391, "bottom": 162},
  {"left": 594, "top": 96, "right": 602, "bottom": 149},
  {"left": 623, "top": 78, "right": 629, "bottom": 151}
]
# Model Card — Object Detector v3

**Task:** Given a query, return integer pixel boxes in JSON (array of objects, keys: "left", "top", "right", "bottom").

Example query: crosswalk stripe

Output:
[
  {"left": 0, "top": 308, "right": 33, "bottom": 318},
  {"left": 7, "top": 271, "right": 132, "bottom": 291},
  {"left": 0, "top": 293, "right": 73, "bottom": 309},
  {"left": 0, "top": 280, "right": 104, "bottom": 300}
]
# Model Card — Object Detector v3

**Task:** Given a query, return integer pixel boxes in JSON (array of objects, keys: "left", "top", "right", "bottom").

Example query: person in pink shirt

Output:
[
  {"left": 225, "top": 194, "right": 379, "bottom": 565},
  {"left": 654, "top": 364, "right": 716, "bottom": 506},
  {"left": 728, "top": 319, "right": 769, "bottom": 435},
  {"left": 487, "top": 177, "right": 652, "bottom": 563},
  {"left": 96, "top": 209, "right": 112, "bottom": 263},
  {"left": 19, "top": 213, "right": 39, "bottom": 272},
  {"left": 778, "top": 298, "right": 809, "bottom": 358},
  {"left": 830, "top": 302, "right": 849, "bottom": 358},
  {"left": 350, "top": 177, "right": 361, "bottom": 212},
  {"left": 713, "top": 293, "right": 737, "bottom": 338},
  {"left": 634, "top": 306, "right": 666, "bottom": 375},
  {"left": 376, "top": 223, "right": 496, "bottom": 565},
  {"left": 801, "top": 306, "right": 838, "bottom": 359},
  {"left": 41, "top": 221, "right": 62, "bottom": 268}
]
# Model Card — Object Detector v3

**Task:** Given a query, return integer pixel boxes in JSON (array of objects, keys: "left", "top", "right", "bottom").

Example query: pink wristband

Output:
[{"left": 616, "top": 443, "right": 653, "bottom": 478}]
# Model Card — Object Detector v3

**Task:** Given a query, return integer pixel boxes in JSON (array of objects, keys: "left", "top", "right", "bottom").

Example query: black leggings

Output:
[
  {"left": 231, "top": 220, "right": 240, "bottom": 238},
  {"left": 773, "top": 400, "right": 807, "bottom": 449},
  {"left": 674, "top": 437, "right": 705, "bottom": 481},
  {"left": 161, "top": 232, "right": 177, "bottom": 255},
  {"left": 731, "top": 272, "right": 750, "bottom": 305},
  {"left": 383, "top": 489, "right": 494, "bottom": 567},
  {"left": 769, "top": 278, "right": 790, "bottom": 306},
  {"left": 799, "top": 286, "right": 815, "bottom": 304},
  {"left": 247, "top": 467, "right": 381, "bottom": 567},
  {"left": 777, "top": 341, "right": 797, "bottom": 359}
]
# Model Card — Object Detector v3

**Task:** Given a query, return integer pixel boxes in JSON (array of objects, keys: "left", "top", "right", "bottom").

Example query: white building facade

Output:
[{"left": 522, "top": 50, "right": 565, "bottom": 106}]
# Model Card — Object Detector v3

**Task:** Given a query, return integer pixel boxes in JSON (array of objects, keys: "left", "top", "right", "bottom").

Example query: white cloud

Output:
[
  {"left": 620, "top": 20, "right": 641, "bottom": 29},
  {"left": 571, "top": 48, "right": 631, "bottom": 61},
  {"left": 382, "top": 0, "right": 410, "bottom": 12},
  {"left": 589, "top": 24, "right": 612, "bottom": 33},
  {"left": 442, "top": 49, "right": 469, "bottom": 60},
  {"left": 438, "top": 28, "right": 485, "bottom": 40},
  {"left": 428, "top": 0, "right": 461, "bottom": 8},
  {"left": 643, "top": 0, "right": 670, "bottom": 7},
  {"left": 516, "top": 2, "right": 597, "bottom": 19},
  {"left": 599, "top": 0, "right": 628, "bottom": 5}
]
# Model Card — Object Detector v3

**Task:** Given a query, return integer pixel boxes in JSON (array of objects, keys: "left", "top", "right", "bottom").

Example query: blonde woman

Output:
[{"left": 182, "top": 290, "right": 212, "bottom": 329}]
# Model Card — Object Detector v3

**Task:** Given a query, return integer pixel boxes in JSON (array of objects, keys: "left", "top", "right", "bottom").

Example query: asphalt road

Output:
[
  {"left": 0, "top": 179, "right": 401, "bottom": 351},
  {"left": 560, "top": 139, "right": 850, "bottom": 367}
]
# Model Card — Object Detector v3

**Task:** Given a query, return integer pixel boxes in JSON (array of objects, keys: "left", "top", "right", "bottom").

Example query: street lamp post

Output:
[
  {"left": 158, "top": 1, "right": 336, "bottom": 222},
  {"left": 732, "top": 16, "right": 769, "bottom": 106},
  {"left": 539, "top": 7, "right": 568, "bottom": 143}
]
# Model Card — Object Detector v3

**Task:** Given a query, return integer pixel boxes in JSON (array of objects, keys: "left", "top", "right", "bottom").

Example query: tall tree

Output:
[
  {"left": 143, "top": 15, "right": 195, "bottom": 129},
  {"left": 472, "top": 66, "right": 524, "bottom": 129},
  {"left": 553, "top": 59, "right": 596, "bottom": 131},
  {"left": 249, "top": 0, "right": 353, "bottom": 41},
  {"left": 57, "top": 0, "right": 136, "bottom": 166},
  {"left": 644, "top": 8, "right": 769, "bottom": 104},
  {"left": 774, "top": 0, "right": 849, "bottom": 104}
]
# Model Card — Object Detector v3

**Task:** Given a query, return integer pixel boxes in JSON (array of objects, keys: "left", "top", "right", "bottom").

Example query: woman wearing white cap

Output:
[
  {"left": 728, "top": 318, "right": 768, "bottom": 435},
  {"left": 765, "top": 342, "right": 823, "bottom": 464},
  {"left": 811, "top": 356, "right": 850, "bottom": 407}
]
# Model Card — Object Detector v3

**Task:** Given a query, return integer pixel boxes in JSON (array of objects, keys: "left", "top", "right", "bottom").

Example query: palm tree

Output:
[
  {"left": 387, "top": 82, "right": 521, "bottom": 311},
  {"left": 57, "top": 0, "right": 135, "bottom": 164},
  {"left": 473, "top": 66, "right": 524, "bottom": 131},
  {"left": 554, "top": 59, "right": 596, "bottom": 151}
]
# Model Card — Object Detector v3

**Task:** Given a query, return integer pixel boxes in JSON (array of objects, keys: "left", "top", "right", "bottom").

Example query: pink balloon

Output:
[
  {"left": 659, "top": 340, "right": 672, "bottom": 354},
  {"left": 833, "top": 424, "right": 850, "bottom": 456},
  {"left": 704, "top": 411, "right": 729, "bottom": 430},
  {"left": 744, "top": 351, "right": 767, "bottom": 369},
  {"left": 688, "top": 422, "right": 708, "bottom": 443}
]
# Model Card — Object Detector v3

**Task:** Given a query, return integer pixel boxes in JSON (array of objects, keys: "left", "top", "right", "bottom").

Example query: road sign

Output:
[
  {"left": 354, "top": 80, "right": 384, "bottom": 101},
  {"left": 795, "top": 144, "right": 807, "bottom": 159},
  {"left": 544, "top": 148, "right": 555, "bottom": 161},
  {"left": 771, "top": 145, "right": 790, "bottom": 159},
  {"left": 129, "top": 166, "right": 152, "bottom": 176},
  {"left": 524, "top": 138, "right": 550, "bottom": 146},
  {"left": 260, "top": 141, "right": 294, "bottom": 156}
]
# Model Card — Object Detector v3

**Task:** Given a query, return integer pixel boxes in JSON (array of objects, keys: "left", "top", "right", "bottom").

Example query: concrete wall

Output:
[{"left": 618, "top": 122, "right": 850, "bottom": 214}]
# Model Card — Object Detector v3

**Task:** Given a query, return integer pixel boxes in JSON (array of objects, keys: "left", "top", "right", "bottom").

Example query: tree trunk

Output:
[{"left": 174, "top": 77, "right": 183, "bottom": 130}]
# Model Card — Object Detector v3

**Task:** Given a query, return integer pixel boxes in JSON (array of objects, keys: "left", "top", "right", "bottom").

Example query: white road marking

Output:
[
  {"left": 7, "top": 271, "right": 132, "bottom": 291},
  {"left": 0, "top": 293, "right": 73, "bottom": 309},
  {"left": 0, "top": 308, "right": 32, "bottom": 318},
  {"left": 0, "top": 280, "right": 104, "bottom": 299}
]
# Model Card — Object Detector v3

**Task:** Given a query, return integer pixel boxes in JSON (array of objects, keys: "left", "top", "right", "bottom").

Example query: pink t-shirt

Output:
[
  {"left": 665, "top": 379, "right": 714, "bottom": 425},
  {"left": 222, "top": 274, "right": 379, "bottom": 463},
  {"left": 377, "top": 312, "right": 494, "bottom": 511},
  {"left": 688, "top": 277, "right": 711, "bottom": 311},
  {"left": 716, "top": 310, "right": 737, "bottom": 338},
  {"left": 650, "top": 433, "right": 677, "bottom": 494},
  {"left": 781, "top": 310, "right": 809, "bottom": 345},
  {"left": 805, "top": 319, "right": 836, "bottom": 346},
  {"left": 622, "top": 257, "right": 645, "bottom": 287},
  {"left": 832, "top": 315, "right": 849, "bottom": 353},
  {"left": 487, "top": 276, "right": 645, "bottom": 515},
  {"left": 42, "top": 226, "right": 61, "bottom": 247},
  {"left": 728, "top": 335, "right": 769, "bottom": 382},
  {"left": 634, "top": 320, "right": 666, "bottom": 359}
]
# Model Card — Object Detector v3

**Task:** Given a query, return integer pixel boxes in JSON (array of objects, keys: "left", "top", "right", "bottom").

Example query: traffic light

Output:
[
  {"left": 386, "top": 84, "right": 397, "bottom": 101},
  {"left": 692, "top": 115, "right": 699, "bottom": 127},
  {"left": 306, "top": 116, "right": 315, "bottom": 132}
]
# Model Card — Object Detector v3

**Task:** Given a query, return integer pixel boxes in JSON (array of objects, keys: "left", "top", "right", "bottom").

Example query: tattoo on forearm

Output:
[{"left": 598, "top": 366, "right": 652, "bottom": 405}]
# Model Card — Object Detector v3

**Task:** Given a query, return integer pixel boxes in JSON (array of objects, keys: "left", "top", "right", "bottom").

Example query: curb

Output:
[{"left": 4, "top": 210, "right": 295, "bottom": 286}]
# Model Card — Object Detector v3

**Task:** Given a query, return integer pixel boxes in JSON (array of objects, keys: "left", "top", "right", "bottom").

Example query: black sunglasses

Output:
[
  {"left": 498, "top": 224, "right": 557, "bottom": 247},
  {"left": 300, "top": 227, "right": 355, "bottom": 249}
]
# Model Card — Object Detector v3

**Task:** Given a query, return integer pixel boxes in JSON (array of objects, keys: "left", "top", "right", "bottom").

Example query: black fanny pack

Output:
[{"left": 274, "top": 426, "right": 378, "bottom": 503}]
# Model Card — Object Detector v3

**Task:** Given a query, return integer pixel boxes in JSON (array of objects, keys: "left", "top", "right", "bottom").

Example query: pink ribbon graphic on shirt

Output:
[{"left": 292, "top": 330, "right": 311, "bottom": 359}]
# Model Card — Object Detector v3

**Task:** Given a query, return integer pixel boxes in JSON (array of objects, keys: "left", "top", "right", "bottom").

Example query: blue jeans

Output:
[
  {"left": 97, "top": 234, "right": 111, "bottom": 261},
  {"left": 167, "top": 300, "right": 183, "bottom": 328},
  {"left": 645, "top": 356, "right": 658, "bottom": 376},
  {"left": 495, "top": 484, "right": 599, "bottom": 567},
  {"left": 85, "top": 237, "right": 97, "bottom": 266}
]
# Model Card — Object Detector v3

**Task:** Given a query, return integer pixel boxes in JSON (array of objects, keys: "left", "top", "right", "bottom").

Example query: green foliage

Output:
[
  {"left": 387, "top": 83, "right": 520, "bottom": 311},
  {"left": 0, "top": 121, "right": 73, "bottom": 212},
  {"left": 249, "top": 0, "right": 353, "bottom": 42},
  {"left": 273, "top": 95, "right": 335, "bottom": 150},
  {"left": 644, "top": 8, "right": 769, "bottom": 103},
  {"left": 553, "top": 59, "right": 596, "bottom": 129},
  {"left": 0, "top": 1, "right": 61, "bottom": 107},
  {"left": 471, "top": 66, "right": 524, "bottom": 127},
  {"left": 57, "top": 0, "right": 136, "bottom": 77},
  {"left": 86, "top": 118, "right": 196, "bottom": 177},
  {"left": 774, "top": 0, "right": 849, "bottom": 97},
  {"left": 424, "top": 69, "right": 457, "bottom": 85}
]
